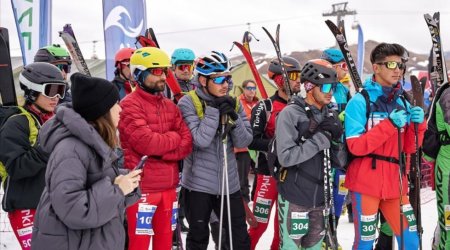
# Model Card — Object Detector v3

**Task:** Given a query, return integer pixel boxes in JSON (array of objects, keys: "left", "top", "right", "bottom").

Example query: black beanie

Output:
[{"left": 70, "top": 73, "right": 120, "bottom": 121}]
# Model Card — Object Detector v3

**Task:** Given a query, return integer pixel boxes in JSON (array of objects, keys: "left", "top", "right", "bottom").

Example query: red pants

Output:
[
  {"left": 8, "top": 209, "right": 35, "bottom": 250},
  {"left": 127, "top": 189, "right": 177, "bottom": 250},
  {"left": 249, "top": 174, "right": 280, "bottom": 250}
]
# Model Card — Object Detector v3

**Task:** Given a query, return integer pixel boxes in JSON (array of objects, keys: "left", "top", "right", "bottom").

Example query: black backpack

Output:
[{"left": 423, "top": 84, "right": 450, "bottom": 159}]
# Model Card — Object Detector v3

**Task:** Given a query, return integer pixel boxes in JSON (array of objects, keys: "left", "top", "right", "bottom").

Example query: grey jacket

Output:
[
  {"left": 178, "top": 88, "right": 253, "bottom": 195},
  {"left": 276, "top": 96, "right": 342, "bottom": 207},
  {"left": 31, "top": 104, "right": 139, "bottom": 250}
]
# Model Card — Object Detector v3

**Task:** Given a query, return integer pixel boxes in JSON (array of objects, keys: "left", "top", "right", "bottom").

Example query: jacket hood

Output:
[{"left": 39, "top": 103, "right": 116, "bottom": 161}]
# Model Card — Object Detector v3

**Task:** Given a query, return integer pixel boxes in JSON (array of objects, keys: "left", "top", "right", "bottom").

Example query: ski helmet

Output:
[
  {"left": 171, "top": 48, "right": 195, "bottom": 65},
  {"left": 300, "top": 59, "right": 337, "bottom": 86},
  {"left": 19, "top": 62, "right": 66, "bottom": 102},
  {"left": 194, "top": 51, "right": 231, "bottom": 76},
  {"left": 115, "top": 47, "right": 135, "bottom": 66},
  {"left": 130, "top": 47, "right": 171, "bottom": 83},
  {"left": 34, "top": 44, "right": 72, "bottom": 65},
  {"left": 267, "top": 56, "right": 301, "bottom": 80},
  {"left": 321, "top": 48, "right": 344, "bottom": 64}
]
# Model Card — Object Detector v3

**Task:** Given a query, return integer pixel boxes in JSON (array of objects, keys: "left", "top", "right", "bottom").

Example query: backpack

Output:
[
  {"left": 422, "top": 84, "right": 450, "bottom": 159},
  {"left": 0, "top": 105, "right": 39, "bottom": 183}
]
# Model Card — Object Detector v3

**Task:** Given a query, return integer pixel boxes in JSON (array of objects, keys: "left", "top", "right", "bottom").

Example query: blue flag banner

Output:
[
  {"left": 103, "top": 0, "right": 146, "bottom": 81},
  {"left": 11, "top": 0, "right": 52, "bottom": 65},
  {"left": 356, "top": 24, "right": 364, "bottom": 77}
]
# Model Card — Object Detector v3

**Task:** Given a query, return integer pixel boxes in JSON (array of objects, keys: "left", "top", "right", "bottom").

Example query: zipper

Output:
[{"left": 2, "top": 176, "right": 10, "bottom": 209}]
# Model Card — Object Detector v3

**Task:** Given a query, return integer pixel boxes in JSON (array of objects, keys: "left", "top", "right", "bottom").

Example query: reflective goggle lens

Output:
[
  {"left": 378, "top": 61, "right": 406, "bottom": 70},
  {"left": 149, "top": 68, "right": 168, "bottom": 76},
  {"left": 55, "top": 64, "right": 71, "bottom": 73},
  {"left": 44, "top": 83, "right": 66, "bottom": 99},
  {"left": 339, "top": 62, "right": 348, "bottom": 70},
  {"left": 320, "top": 83, "right": 337, "bottom": 94},
  {"left": 177, "top": 64, "right": 193, "bottom": 71},
  {"left": 288, "top": 72, "right": 300, "bottom": 81},
  {"left": 210, "top": 75, "right": 232, "bottom": 85},
  {"left": 245, "top": 86, "right": 256, "bottom": 91}
]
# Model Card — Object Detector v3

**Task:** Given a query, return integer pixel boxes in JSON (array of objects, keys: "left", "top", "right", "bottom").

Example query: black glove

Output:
[
  {"left": 218, "top": 102, "right": 239, "bottom": 121},
  {"left": 208, "top": 96, "right": 235, "bottom": 109},
  {"left": 318, "top": 115, "right": 343, "bottom": 141}
]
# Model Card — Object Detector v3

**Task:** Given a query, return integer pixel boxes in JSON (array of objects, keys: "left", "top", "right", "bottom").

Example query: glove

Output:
[
  {"left": 210, "top": 96, "right": 235, "bottom": 108},
  {"left": 318, "top": 115, "right": 343, "bottom": 141},
  {"left": 218, "top": 102, "right": 239, "bottom": 121},
  {"left": 410, "top": 106, "right": 424, "bottom": 123},
  {"left": 389, "top": 109, "right": 408, "bottom": 128}
]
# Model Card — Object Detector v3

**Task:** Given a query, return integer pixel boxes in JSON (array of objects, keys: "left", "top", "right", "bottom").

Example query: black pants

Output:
[
  {"left": 236, "top": 152, "right": 252, "bottom": 202},
  {"left": 183, "top": 188, "right": 250, "bottom": 250}
]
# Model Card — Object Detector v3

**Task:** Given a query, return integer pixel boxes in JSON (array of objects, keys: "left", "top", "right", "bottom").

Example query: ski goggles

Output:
[
  {"left": 176, "top": 64, "right": 194, "bottom": 72},
  {"left": 376, "top": 61, "right": 406, "bottom": 70},
  {"left": 148, "top": 67, "right": 169, "bottom": 76},
  {"left": 54, "top": 64, "right": 71, "bottom": 73},
  {"left": 288, "top": 71, "right": 301, "bottom": 81},
  {"left": 120, "top": 61, "right": 130, "bottom": 67},
  {"left": 336, "top": 61, "right": 348, "bottom": 70},
  {"left": 245, "top": 86, "right": 257, "bottom": 91},
  {"left": 209, "top": 75, "right": 232, "bottom": 85},
  {"left": 320, "top": 83, "right": 337, "bottom": 94}
]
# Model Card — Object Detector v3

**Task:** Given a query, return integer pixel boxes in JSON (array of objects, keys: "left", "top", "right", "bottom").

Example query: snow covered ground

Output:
[{"left": 0, "top": 188, "right": 437, "bottom": 250}]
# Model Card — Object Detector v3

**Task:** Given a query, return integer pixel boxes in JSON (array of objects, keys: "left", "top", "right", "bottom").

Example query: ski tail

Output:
[
  {"left": 232, "top": 32, "right": 268, "bottom": 99},
  {"left": 424, "top": 12, "right": 448, "bottom": 89},
  {"left": 59, "top": 24, "right": 90, "bottom": 76},
  {"left": 262, "top": 24, "right": 293, "bottom": 99},
  {"left": 325, "top": 20, "right": 363, "bottom": 91},
  {"left": 136, "top": 28, "right": 183, "bottom": 100},
  {"left": 0, "top": 28, "right": 17, "bottom": 106}
]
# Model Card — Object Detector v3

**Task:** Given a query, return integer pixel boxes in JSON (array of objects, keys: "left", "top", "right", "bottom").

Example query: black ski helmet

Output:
[
  {"left": 34, "top": 44, "right": 72, "bottom": 65},
  {"left": 267, "top": 56, "right": 301, "bottom": 80},
  {"left": 19, "top": 62, "right": 66, "bottom": 103},
  {"left": 300, "top": 59, "right": 337, "bottom": 85}
]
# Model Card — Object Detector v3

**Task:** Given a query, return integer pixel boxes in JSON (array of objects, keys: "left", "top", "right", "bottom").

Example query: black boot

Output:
[
  {"left": 210, "top": 222, "right": 230, "bottom": 250},
  {"left": 347, "top": 203, "right": 354, "bottom": 223}
]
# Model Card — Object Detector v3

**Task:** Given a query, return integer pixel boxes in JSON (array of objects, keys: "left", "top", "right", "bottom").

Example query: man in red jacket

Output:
[{"left": 118, "top": 47, "right": 193, "bottom": 250}]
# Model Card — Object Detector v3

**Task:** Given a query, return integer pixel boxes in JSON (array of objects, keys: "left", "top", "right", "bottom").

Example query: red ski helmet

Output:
[{"left": 115, "top": 48, "right": 135, "bottom": 66}]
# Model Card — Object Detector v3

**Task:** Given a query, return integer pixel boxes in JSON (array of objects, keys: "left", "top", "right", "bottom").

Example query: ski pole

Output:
[
  {"left": 414, "top": 122, "right": 423, "bottom": 250},
  {"left": 397, "top": 127, "right": 404, "bottom": 250},
  {"left": 218, "top": 115, "right": 234, "bottom": 250},
  {"left": 323, "top": 147, "right": 330, "bottom": 250}
]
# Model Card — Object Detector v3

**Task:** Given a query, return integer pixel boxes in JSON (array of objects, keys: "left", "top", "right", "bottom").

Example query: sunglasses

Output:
[
  {"left": 209, "top": 75, "right": 232, "bottom": 85},
  {"left": 336, "top": 61, "right": 348, "bottom": 70},
  {"left": 148, "top": 68, "right": 169, "bottom": 76},
  {"left": 376, "top": 61, "right": 406, "bottom": 70},
  {"left": 320, "top": 83, "right": 337, "bottom": 94},
  {"left": 55, "top": 64, "right": 71, "bottom": 73},
  {"left": 176, "top": 64, "right": 193, "bottom": 71},
  {"left": 245, "top": 86, "right": 256, "bottom": 91},
  {"left": 288, "top": 71, "right": 301, "bottom": 81}
]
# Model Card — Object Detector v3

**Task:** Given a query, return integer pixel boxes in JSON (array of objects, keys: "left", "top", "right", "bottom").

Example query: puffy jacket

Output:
[
  {"left": 0, "top": 106, "right": 49, "bottom": 212},
  {"left": 235, "top": 93, "right": 259, "bottom": 153},
  {"left": 248, "top": 92, "right": 287, "bottom": 175},
  {"left": 31, "top": 104, "right": 140, "bottom": 250},
  {"left": 177, "top": 88, "right": 253, "bottom": 195},
  {"left": 275, "top": 96, "right": 339, "bottom": 207},
  {"left": 344, "top": 77, "right": 426, "bottom": 199},
  {"left": 119, "top": 87, "right": 192, "bottom": 193}
]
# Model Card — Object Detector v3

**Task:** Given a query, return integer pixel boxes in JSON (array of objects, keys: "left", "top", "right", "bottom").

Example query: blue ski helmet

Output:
[
  {"left": 195, "top": 51, "right": 230, "bottom": 76},
  {"left": 321, "top": 48, "right": 344, "bottom": 64},
  {"left": 171, "top": 48, "right": 195, "bottom": 65}
]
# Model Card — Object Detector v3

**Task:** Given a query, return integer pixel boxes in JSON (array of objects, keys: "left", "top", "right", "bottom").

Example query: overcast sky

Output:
[{"left": 1, "top": 0, "right": 449, "bottom": 61}]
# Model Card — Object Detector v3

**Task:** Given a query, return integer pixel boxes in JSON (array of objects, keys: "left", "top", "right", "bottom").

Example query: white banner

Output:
[{"left": 11, "top": 0, "right": 52, "bottom": 65}]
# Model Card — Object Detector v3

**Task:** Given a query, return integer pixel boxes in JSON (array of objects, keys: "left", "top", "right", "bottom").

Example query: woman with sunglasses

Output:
[
  {"left": 275, "top": 59, "right": 344, "bottom": 250},
  {"left": 0, "top": 62, "right": 67, "bottom": 250},
  {"left": 344, "top": 43, "right": 426, "bottom": 250},
  {"left": 34, "top": 44, "right": 72, "bottom": 103},
  {"left": 247, "top": 56, "right": 301, "bottom": 250},
  {"left": 177, "top": 51, "right": 253, "bottom": 250}
]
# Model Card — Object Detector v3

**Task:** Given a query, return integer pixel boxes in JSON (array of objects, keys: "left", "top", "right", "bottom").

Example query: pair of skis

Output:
[{"left": 0, "top": 28, "right": 17, "bottom": 106}]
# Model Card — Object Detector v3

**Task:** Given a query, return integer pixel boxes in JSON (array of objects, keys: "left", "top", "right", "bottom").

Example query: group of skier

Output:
[{"left": 0, "top": 33, "right": 448, "bottom": 250}]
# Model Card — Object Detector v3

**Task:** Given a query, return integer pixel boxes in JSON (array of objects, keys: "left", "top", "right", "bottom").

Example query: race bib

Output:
[
  {"left": 136, "top": 204, "right": 157, "bottom": 235},
  {"left": 338, "top": 174, "right": 348, "bottom": 195},
  {"left": 445, "top": 205, "right": 450, "bottom": 231},
  {"left": 402, "top": 204, "right": 417, "bottom": 232},
  {"left": 254, "top": 197, "right": 271, "bottom": 223},
  {"left": 171, "top": 201, "right": 178, "bottom": 231},
  {"left": 367, "top": 113, "right": 386, "bottom": 130},
  {"left": 360, "top": 214, "right": 377, "bottom": 241},
  {"left": 289, "top": 212, "right": 309, "bottom": 239}
]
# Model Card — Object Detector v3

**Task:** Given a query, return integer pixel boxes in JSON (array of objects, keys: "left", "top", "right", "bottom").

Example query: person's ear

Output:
[{"left": 199, "top": 76, "right": 208, "bottom": 87}]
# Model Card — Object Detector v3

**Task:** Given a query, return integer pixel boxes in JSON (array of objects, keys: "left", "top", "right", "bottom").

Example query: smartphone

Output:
[{"left": 133, "top": 155, "right": 148, "bottom": 171}]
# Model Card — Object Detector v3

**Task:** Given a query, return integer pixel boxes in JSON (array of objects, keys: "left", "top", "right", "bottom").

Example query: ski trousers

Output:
[
  {"left": 435, "top": 159, "right": 450, "bottom": 250},
  {"left": 183, "top": 188, "right": 250, "bottom": 250},
  {"left": 127, "top": 189, "right": 177, "bottom": 250},
  {"left": 248, "top": 174, "right": 280, "bottom": 250},
  {"left": 8, "top": 209, "right": 35, "bottom": 250},
  {"left": 236, "top": 152, "right": 252, "bottom": 203},
  {"left": 333, "top": 168, "right": 348, "bottom": 218},
  {"left": 351, "top": 192, "right": 419, "bottom": 250},
  {"left": 278, "top": 194, "right": 324, "bottom": 250}
]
